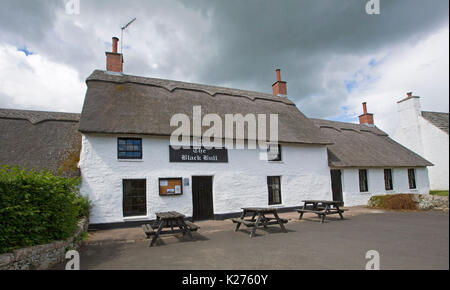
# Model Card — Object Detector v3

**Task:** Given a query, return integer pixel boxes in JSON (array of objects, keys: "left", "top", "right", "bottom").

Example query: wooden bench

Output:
[
  {"left": 143, "top": 221, "right": 199, "bottom": 239},
  {"left": 142, "top": 224, "right": 155, "bottom": 238},
  {"left": 233, "top": 208, "right": 289, "bottom": 238},
  {"left": 232, "top": 218, "right": 256, "bottom": 227},
  {"left": 232, "top": 217, "right": 288, "bottom": 227},
  {"left": 297, "top": 201, "right": 348, "bottom": 223},
  {"left": 260, "top": 217, "right": 289, "bottom": 224},
  {"left": 184, "top": 221, "right": 199, "bottom": 232}
]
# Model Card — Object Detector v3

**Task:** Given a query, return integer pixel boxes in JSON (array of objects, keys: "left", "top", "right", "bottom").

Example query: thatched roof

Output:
[
  {"left": 0, "top": 108, "right": 81, "bottom": 178},
  {"left": 421, "top": 111, "right": 448, "bottom": 134},
  {"left": 312, "top": 119, "right": 433, "bottom": 168},
  {"left": 79, "top": 70, "right": 332, "bottom": 145}
]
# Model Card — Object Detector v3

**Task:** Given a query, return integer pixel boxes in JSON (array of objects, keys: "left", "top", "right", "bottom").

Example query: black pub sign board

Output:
[{"left": 169, "top": 146, "right": 228, "bottom": 163}]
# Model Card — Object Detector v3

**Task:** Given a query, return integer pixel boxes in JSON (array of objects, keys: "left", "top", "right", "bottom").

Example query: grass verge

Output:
[{"left": 430, "top": 191, "right": 449, "bottom": 197}]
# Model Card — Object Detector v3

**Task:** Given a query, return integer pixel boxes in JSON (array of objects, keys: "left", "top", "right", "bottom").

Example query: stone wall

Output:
[
  {"left": 0, "top": 218, "right": 88, "bottom": 270},
  {"left": 413, "top": 195, "right": 449, "bottom": 211},
  {"left": 367, "top": 194, "right": 449, "bottom": 211}
]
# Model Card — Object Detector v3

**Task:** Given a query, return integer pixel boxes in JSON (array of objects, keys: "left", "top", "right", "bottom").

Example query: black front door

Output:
[
  {"left": 330, "top": 170, "right": 344, "bottom": 206},
  {"left": 192, "top": 176, "right": 214, "bottom": 221}
]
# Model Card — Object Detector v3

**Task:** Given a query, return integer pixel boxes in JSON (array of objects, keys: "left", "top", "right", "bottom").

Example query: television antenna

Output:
[{"left": 120, "top": 18, "right": 137, "bottom": 54}]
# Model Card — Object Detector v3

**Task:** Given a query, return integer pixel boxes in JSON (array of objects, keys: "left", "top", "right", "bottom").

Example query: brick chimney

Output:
[
  {"left": 272, "top": 69, "right": 287, "bottom": 96},
  {"left": 359, "top": 102, "right": 374, "bottom": 126},
  {"left": 106, "top": 37, "right": 123, "bottom": 73}
]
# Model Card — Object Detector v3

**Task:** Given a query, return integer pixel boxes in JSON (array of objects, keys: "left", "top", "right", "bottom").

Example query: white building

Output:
[
  {"left": 77, "top": 39, "right": 432, "bottom": 228},
  {"left": 393, "top": 93, "right": 449, "bottom": 191},
  {"left": 78, "top": 68, "right": 335, "bottom": 226},
  {"left": 313, "top": 111, "right": 431, "bottom": 207}
]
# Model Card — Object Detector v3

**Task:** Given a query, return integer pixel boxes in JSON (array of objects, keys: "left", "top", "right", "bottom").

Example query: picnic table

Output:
[
  {"left": 142, "top": 211, "right": 199, "bottom": 247},
  {"left": 297, "top": 200, "right": 346, "bottom": 223},
  {"left": 232, "top": 207, "right": 288, "bottom": 238}
]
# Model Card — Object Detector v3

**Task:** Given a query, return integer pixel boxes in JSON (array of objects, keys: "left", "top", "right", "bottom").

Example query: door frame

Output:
[{"left": 191, "top": 175, "right": 215, "bottom": 221}]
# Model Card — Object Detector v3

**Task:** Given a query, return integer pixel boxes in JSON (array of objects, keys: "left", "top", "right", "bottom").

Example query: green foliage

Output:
[
  {"left": 0, "top": 166, "right": 89, "bottom": 254},
  {"left": 430, "top": 191, "right": 449, "bottom": 197},
  {"left": 73, "top": 194, "right": 91, "bottom": 219},
  {"left": 367, "top": 195, "right": 385, "bottom": 208}
]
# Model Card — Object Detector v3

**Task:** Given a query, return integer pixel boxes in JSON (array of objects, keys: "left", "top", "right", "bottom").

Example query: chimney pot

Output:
[
  {"left": 362, "top": 102, "right": 368, "bottom": 114},
  {"left": 407, "top": 92, "right": 412, "bottom": 97},
  {"left": 112, "top": 37, "right": 119, "bottom": 53},
  {"left": 276, "top": 69, "right": 281, "bottom": 82}
]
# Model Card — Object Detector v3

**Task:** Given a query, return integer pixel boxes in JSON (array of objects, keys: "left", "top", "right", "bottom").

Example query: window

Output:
[
  {"left": 384, "top": 169, "right": 393, "bottom": 191},
  {"left": 267, "top": 144, "right": 282, "bottom": 162},
  {"left": 408, "top": 169, "right": 417, "bottom": 189},
  {"left": 123, "top": 179, "right": 147, "bottom": 217},
  {"left": 359, "top": 169, "right": 368, "bottom": 192},
  {"left": 268, "top": 176, "right": 282, "bottom": 205},
  {"left": 118, "top": 138, "right": 142, "bottom": 159}
]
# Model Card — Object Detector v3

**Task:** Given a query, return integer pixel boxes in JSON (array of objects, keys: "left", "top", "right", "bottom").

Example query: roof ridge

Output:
[
  {"left": 311, "top": 118, "right": 388, "bottom": 136},
  {"left": 0, "top": 108, "right": 80, "bottom": 125},
  {"left": 422, "top": 110, "right": 449, "bottom": 115},
  {"left": 86, "top": 70, "right": 295, "bottom": 106}
]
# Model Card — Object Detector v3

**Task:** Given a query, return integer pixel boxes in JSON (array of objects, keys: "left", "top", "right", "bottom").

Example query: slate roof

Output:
[
  {"left": 0, "top": 108, "right": 82, "bottom": 177},
  {"left": 78, "top": 70, "right": 332, "bottom": 145},
  {"left": 421, "top": 111, "right": 449, "bottom": 134},
  {"left": 312, "top": 119, "right": 433, "bottom": 168}
]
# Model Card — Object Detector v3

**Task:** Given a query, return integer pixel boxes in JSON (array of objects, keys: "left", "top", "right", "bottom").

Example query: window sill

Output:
[
  {"left": 268, "top": 161, "right": 284, "bottom": 164},
  {"left": 118, "top": 159, "right": 144, "bottom": 162},
  {"left": 123, "top": 215, "right": 149, "bottom": 221}
]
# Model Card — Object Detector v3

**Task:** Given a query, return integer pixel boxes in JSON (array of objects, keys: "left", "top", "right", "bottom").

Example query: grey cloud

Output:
[
  {"left": 0, "top": 0, "right": 448, "bottom": 118},
  {"left": 186, "top": 0, "right": 448, "bottom": 117},
  {"left": 0, "top": 0, "right": 60, "bottom": 44}
]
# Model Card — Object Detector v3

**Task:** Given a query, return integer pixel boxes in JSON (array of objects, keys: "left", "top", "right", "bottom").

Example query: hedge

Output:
[{"left": 0, "top": 166, "right": 90, "bottom": 254}]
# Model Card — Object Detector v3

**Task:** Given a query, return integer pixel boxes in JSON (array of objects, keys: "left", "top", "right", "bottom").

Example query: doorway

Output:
[
  {"left": 192, "top": 176, "right": 214, "bottom": 221},
  {"left": 330, "top": 170, "right": 344, "bottom": 206}
]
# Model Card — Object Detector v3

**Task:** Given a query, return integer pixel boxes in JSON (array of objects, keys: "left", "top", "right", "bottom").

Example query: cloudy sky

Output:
[{"left": 0, "top": 0, "right": 448, "bottom": 134}]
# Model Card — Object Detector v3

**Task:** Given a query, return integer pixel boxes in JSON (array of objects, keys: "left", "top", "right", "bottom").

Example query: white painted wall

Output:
[
  {"left": 79, "top": 134, "right": 332, "bottom": 224},
  {"left": 394, "top": 97, "right": 424, "bottom": 155},
  {"left": 393, "top": 97, "right": 449, "bottom": 190},
  {"left": 418, "top": 117, "right": 449, "bottom": 190},
  {"left": 341, "top": 167, "right": 430, "bottom": 207}
]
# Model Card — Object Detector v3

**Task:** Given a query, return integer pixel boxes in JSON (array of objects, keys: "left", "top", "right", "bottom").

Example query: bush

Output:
[
  {"left": 0, "top": 166, "right": 89, "bottom": 254},
  {"left": 73, "top": 194, "right": 91, "bottom": 219},
  {"left": 368, "top": 194, "right": 417, "bottom": 210}
]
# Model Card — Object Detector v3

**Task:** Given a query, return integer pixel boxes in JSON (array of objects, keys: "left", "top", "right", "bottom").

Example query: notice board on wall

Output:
[{"left": 159, "top": 178, "right": 183, "bottom": 196}]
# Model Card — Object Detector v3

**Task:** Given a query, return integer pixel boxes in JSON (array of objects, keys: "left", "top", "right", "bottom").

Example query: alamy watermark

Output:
[
  {"left": 366, "top": 0, "right": 380, "bottom": 15},
  {"left": 365, "top": 250, "right": 380, "bottom": 270},
  {"left": 65, "top": 0, "right": 80, "bottom": 15},
  {"left": 65, "top": 250, "right": 80, "bottom": 270},
  {"left": 169, "top": 106, "right": 279, "bottom": 160}
]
